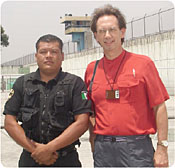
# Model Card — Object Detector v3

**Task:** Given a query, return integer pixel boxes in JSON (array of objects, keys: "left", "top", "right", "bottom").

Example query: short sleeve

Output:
[
  {"left": 72, "top": 77, "right": 93, "bottom": 115},
  {"left": 143, "top": 61, "right": 169, "bottom": 108},
  {"left": 3, "top": 76, "right": 24, "bottom": 116}
]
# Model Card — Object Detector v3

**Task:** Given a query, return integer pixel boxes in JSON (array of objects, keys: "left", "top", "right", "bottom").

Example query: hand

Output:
[
  {"left": 89, "top": 133, "right": 96, "bottom": 153},
  {"left": 154, "top": 145, "right": 169, "bottom": 167},
  {"left": 34, "top": 152, "right": 58, "bottom": 166},
  {"left": 31, "top": 141, "right": 58, "bottom": 165}
]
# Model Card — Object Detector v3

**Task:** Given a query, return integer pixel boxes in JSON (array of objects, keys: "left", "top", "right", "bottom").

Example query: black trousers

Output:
[
  {"left": 93, "top": 134, "right": 155, "bottom": 167},
  {"left": 18, "top": 149, "right": 81, "bottom": 167}
]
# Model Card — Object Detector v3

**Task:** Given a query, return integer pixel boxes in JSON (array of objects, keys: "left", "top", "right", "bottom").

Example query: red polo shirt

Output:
[{"left": 85, "top": 50, "right": 169, "bottom": 136}]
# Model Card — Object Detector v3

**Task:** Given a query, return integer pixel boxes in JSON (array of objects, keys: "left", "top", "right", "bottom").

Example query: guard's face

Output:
[
  {"left": 35, "top": 41, "right": 64, "bottom": 74},
  {"left": 94, "top": 15, "right": 126, "bottom": 53}
]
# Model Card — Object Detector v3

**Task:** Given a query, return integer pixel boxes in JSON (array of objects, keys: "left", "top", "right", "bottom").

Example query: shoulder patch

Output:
[
  {"left": 7, "top": 89, "right": 14, "bottom": 100},
  {"left": 81, "top": 91, "right": 88, "bottom": 100}
]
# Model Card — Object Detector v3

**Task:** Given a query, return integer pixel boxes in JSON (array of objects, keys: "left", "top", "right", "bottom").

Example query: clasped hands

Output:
[{"left": 30, "top": 141, "right": 58, "bottom": 166}]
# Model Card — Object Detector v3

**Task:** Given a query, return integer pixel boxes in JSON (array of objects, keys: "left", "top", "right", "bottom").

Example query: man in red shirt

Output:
[{"left": 85, "top": 4, "right": 169, "bottom": 167}]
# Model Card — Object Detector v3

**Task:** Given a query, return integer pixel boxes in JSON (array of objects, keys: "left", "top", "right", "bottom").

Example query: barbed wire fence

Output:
[{"left": 125, "top": 7, "right": 174, "bottom": 40}]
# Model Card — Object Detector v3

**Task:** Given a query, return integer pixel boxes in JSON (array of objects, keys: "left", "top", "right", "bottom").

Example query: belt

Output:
[
  {"left": 96, "top": 134, "right": 149, "bottom": 142},
  {"left": 57, "top": 145, "right": 76, "bottom": 157},
  {"left": 23, "top": 145, "right": 76, "bottom": 157}
]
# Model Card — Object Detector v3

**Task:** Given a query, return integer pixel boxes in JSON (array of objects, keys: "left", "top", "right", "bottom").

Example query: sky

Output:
[{"left": 1, "top": 0, "right": 174, "bottom": 63}]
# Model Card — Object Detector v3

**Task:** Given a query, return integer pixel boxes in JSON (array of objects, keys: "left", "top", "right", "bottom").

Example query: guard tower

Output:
[{"left": 60, "top": 14, "right": 92, "bottom": 51}]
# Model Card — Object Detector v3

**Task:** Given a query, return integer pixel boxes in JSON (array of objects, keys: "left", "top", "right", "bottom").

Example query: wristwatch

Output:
[{"left": 157, "top": 140, "right": 168, "bottom": 147}]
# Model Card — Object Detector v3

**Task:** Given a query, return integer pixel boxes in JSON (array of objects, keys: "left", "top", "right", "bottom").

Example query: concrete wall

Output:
[
  {"left": 2, "top": 30, "right": 174, "bottom": 95},
  {"left": 62, "top": 47, "right": 103, "bottom": 78}
]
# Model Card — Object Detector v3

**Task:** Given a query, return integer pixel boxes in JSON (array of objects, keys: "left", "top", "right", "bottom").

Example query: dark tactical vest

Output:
[{"left": 18, "top": 72, "right": 80, "bottom": 146}]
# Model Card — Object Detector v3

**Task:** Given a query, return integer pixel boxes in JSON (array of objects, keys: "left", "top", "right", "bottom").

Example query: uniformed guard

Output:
[{"left": 3, "top": 34, "right": 92, "bottom": 167}]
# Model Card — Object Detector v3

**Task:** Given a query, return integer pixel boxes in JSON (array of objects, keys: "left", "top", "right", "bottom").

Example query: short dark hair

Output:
[
  {"left": 91, "top": 4, "right": 126, "bottom": 44},
  {"left": 36, "top": 34, "right": 63, "bottom": 52}
]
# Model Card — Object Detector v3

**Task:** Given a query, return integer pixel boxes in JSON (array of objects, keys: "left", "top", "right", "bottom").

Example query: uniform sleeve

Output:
[
  {"left": 3, "top": 76, "right": 24, "bottom": 116},
  {"left": 72, "top": 76, "right": 93, "bottom": 115},
  {"left": 143, "top": 60, "right": 169, "bottom": 108}
]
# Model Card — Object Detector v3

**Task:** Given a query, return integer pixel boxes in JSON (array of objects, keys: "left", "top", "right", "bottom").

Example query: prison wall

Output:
[{"left": 1, "top": 31, "right": 174, "bottom": 95}]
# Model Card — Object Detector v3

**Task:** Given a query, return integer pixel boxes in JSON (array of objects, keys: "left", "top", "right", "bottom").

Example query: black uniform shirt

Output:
[{"left": 3, "top": 68, "right": 92, "bottom": 118}]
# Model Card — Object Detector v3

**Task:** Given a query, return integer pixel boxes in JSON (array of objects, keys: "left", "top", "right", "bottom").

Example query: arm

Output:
[
  {"left": 4, "top": 114, "right": 35, "bottom": 153},
  {"left": 153, "top": 102, "right": 169, "bottom": 167},
  {"left": 31, "top": 113, "right": 89, "bottom": 163},
  {"left": 89, "top": 115, "right": 96, "bottom": 152},
  {"left": 48, "top": 113, "right": 89, "bottom": 149}
]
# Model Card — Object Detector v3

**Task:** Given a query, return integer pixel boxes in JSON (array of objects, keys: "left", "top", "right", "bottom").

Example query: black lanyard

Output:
[{"left": 103, "top": 51, "right": 127, "bottom": 90}]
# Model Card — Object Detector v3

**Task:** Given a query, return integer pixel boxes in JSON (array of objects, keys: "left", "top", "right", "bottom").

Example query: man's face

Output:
[
  {"left": 94, "top": 15, "right": 126, "bottom": 52},
  {"left": 35, "top": 41, "right": 64, "bottom": 74}
]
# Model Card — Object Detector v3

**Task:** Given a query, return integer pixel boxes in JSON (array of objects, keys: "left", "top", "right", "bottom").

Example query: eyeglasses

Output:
[{"left": 97, "top": 27, "right": 117, "bottom": 35}]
